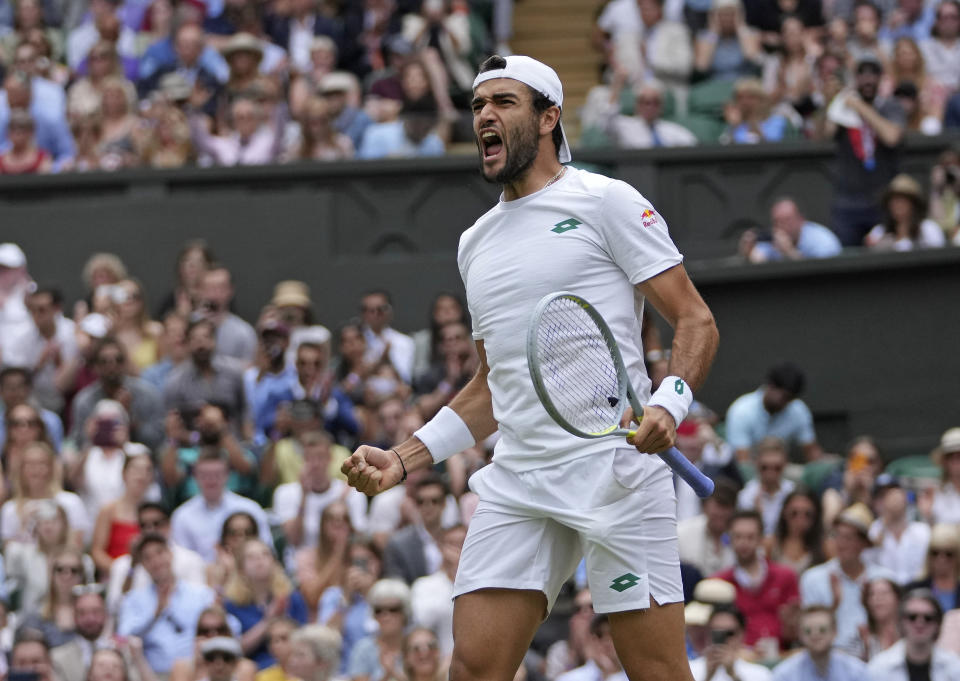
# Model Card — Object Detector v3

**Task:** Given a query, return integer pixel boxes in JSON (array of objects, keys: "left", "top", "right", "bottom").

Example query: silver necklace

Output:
[{"left": 544, "top": 166, "right": 566, "bottom": 189}]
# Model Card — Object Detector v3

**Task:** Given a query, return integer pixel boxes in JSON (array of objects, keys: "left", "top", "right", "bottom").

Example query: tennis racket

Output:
[{"left": 526, "top": 291, "right": 715, "bottom": 498}]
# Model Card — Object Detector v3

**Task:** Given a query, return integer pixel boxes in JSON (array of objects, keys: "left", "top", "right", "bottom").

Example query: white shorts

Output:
[{"left": 452, "top": 447, "right": 683, "bottom": 614}]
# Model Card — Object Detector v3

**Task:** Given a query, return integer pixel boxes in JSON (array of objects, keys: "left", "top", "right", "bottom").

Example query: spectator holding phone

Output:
[
  {"left": 822, "top": 436, "right": 884, "bottom": 528},
  {"left": 689, "top": 603, "right": 772, "bottom": 681}
]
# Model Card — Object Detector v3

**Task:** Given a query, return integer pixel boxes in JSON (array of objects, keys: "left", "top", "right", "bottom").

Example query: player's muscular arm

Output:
[
  {"left": 343, "top": 341, "right": 496, "bottom": 495},
  {"left": 638, "top": 264, "right": 718, "bottom": 391},
  {"left": 625, "top": 265, "right": 718, "bottom": 453}
]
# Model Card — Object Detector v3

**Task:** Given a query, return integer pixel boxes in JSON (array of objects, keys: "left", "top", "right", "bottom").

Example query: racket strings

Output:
[{"left": 536, "top": 297, "right": 621, "bottom": 434}]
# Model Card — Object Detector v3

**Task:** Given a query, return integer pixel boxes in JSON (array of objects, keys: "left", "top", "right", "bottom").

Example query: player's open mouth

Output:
[{"left": 481, "top": 130, "right": 503, "bottom": 160}]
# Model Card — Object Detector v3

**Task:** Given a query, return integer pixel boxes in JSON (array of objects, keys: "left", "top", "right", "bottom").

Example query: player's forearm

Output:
[
  {"left": 666, "top": 304, "right": 718, "bottom": 392},
  {"left": 394, "top": 370, "right": 497, "bottom": 473}
]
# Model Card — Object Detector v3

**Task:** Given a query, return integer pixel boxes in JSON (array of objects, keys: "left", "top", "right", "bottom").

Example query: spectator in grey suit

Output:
[{"left": 382, "top": 473, "right": 447, "bottom": 584}]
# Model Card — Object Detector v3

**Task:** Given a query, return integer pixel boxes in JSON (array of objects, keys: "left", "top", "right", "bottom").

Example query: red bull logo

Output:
[{"left": 641, "top": 209, "right": 658, "bottom": 228}]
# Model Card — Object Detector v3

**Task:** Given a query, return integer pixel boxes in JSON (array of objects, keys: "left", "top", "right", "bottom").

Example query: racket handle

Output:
[{"left": 660, "top": 447, "right": 715, "bottom": 498}]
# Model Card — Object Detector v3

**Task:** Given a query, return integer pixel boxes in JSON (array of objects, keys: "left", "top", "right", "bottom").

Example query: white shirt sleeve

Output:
[
  {"left": 596, "top": 180, "right": 683, "bottom": 285},
  {"left": 272, "top": 483, "right": 301, "bottom": 522}
]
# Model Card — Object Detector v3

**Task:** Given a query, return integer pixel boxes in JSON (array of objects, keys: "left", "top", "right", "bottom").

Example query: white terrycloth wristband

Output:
[
  {"left": 414, "top": 406, "right": 476, "bottom": 463},
  {"left": 647, "top": 376, "right": 694, "bottom": 427}
]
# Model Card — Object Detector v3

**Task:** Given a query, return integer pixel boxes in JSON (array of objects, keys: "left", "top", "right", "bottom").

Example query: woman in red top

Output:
[
  {"left": 0, "top": 110, "right": 51, "bottom": 174},
  {"left": 89, "top": 452, "right": 156, "bottom": 574}
]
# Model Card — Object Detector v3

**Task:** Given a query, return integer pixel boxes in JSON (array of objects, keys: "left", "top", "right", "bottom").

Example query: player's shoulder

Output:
[{"left": 562, "top": 166, "right": 649, "bottom": 204}]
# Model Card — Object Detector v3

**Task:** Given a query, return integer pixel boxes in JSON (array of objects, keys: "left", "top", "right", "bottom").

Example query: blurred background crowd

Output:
[{"left": 0, "top": 238, "right": 958, "bottom": 681}]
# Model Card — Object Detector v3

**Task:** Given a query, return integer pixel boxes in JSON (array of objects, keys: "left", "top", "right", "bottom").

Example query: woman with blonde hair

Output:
[
  {"left": 295, "top": 501, "right": 353, "bottom": 619},
  {"left": 18, "top": 546, "right": 89, "bottom": 646},
  {"left": 111, "top": 278, "right": 162, "bottom": 371},
  {"left": 922, "top": 427, "right": 960, "bottom": 524},
  {"left": 79, "top": 252, "right": 128, "bottom": 318},
  {"left": 904, "top": 524, "right": 960, "bottom": 612},
  {"left": 6, "top": 502, "right": 93, "bottom": 613},
  {"left": 224, "top": 540, "right": 308, "bottom": 668},
  {"left": 722, "top": 77, "right": 792, "bottom": 143},
  {"left": 99, "top": 75, "right": 140, "bottom": 164},
  {"left": 169, "top": 605, "right": 259, "bottom": 681},
  {"left": 287, "top": 625, "right": 342, "bottom": 681},
  {"left": 1, "top": 402, "right": 54, "bottom": 501},
  {"left": 0, "top": 441, "right": 88, "bottom": 546}
]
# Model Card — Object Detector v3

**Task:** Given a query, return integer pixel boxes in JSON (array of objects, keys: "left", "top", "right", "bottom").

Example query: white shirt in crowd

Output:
[
  {"left": 169, "top": 491, "right": 272, "bottom": 562},
  {"left": 689, "top": 656, "right": 773, "bottom": 681},
  {"left": 411, "top": 570, "right": 455, "bottom": 658},
  {"left": 1, "top": 493, "right": 91, "bottom": 544},
  {"left": 367, "top": 486, "right": 461, "bottom": 535},
  {"left": 865, "top": 518, "right": 930, "bottom": 585},
  {"left": 737, "top": 478, "right": 796, "bottom": 536},
  {"left": 79, "top": 442, "right": 161, "bottom": 519},
  {"left": 362, "top": 326, "right": 416, "bottom": 384},
  {"left": 272, "top": 478, "right": 369, "bottom": 547},
  {"left": 867, "top": 640, "right": 960, "bottom": 681},
  {"left": 556, "top": 660, "right": 628, "bottom": 681}
]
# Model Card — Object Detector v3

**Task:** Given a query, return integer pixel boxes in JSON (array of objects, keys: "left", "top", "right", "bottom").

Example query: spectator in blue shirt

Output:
[
  {"left": 725, "top": 362, "right": 823, "bottom": 462},
  {"left": 773, "top": 605, "right": 867, "bottom": 680},
  {"left": 117, "top": 533, "right": 218, "bottom": 674},
  {"left": 358, "top": 112, "right": 445, "bottom": 160},
  {"left": 244, "top": 320, "right": 298, "bottom": 446},
  {"left": 740, "top": 198, "right": 843, "bottom": 262}
]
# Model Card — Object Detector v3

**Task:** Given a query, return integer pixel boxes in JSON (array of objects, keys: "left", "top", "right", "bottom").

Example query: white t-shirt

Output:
[
  {"left": 866, "top": 219, "right": 946, "bottom": 250},
  {"left": 689, "top": 657, "right": 772, "bottom": 681},
  {"left": 411, "top": 570, "right": 455, "bottom": 657},
  {"left": 80, "top": 442, "right": 161, "bottom": 519},
  {"left": 457, "top": 167, "right": 682, "bottom": 472},
  {"left": 271, "top": 479, "right": 369, "bottom": 548}
]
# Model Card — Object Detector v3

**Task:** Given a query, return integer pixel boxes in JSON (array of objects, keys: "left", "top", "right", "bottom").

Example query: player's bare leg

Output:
[
  {"left": 450, "top": 589, "right": 546, "bottom": 681},
  {"left": 609, "top": 599, "right": 694, "bottom": 681}
]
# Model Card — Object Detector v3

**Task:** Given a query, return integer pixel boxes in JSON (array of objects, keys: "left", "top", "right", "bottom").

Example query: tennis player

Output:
[{"left": 343, "top": 55, "right": 719, "bottom": 681}]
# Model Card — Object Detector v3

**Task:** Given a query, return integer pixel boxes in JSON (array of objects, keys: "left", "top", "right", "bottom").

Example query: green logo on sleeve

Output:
[
  {"left": 610, "top": 573, "right": 641, "bottom": 592},
  {"left": 551, "top": 218, "right": 582, "bottom": 234},
  {"left": 674, "top": 379, "right": 684, "bottom": 395}
]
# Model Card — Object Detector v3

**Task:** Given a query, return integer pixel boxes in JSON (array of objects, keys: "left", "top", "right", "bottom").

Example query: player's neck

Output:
[{"left": 502, "top": 158, "right": 565, "bottom": 201}]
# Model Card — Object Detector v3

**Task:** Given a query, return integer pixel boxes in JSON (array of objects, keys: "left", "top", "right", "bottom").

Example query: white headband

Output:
[{"left": 473, "top": 56, "right": 572, "bottom": 164}]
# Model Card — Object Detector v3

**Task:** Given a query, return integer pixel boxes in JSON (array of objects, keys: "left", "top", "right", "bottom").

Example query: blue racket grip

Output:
[{"left": 660, "top": 447, "right": 715, "bottom": 498}]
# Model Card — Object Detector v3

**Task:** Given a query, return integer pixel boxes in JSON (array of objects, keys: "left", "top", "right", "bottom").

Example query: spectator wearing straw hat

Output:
[
  {"left": 684, "top": 578, "right": 737, "bottom": 660},
  {"left": 800, "top": 503, "right": 896, "bottom": 657},
  {"left": 221, "top": 33, "right": 264, "bottom": 101},
  {"left": 865, "top": 174, "right": 946, "bottom": 250},
  {"left": 269, "top": 281, "right": 331, "bottom": 368},
  {"left": 924, "top": 428, "right": 960, "bottom": 525}
]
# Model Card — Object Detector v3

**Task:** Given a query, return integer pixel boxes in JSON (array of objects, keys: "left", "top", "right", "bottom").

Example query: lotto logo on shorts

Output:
[
  {"left": 640, "top": 209, "right": 658, "bottom": 228},
  {"left": 609, "top": 573, "right": 641, "bottom": 592}
]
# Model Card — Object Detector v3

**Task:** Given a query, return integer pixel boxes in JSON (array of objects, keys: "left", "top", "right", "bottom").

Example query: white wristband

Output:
[
  {"left": 647, "top": 376, "right": 693, "bottom": 427},
  {"left": 413, "top": 406, "right": 476, "bottom": 464}
]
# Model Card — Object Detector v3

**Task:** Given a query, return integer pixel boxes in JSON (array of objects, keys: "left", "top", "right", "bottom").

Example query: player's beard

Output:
[{"left": 480, "top": 113, "right": 540, "bottom": 185}]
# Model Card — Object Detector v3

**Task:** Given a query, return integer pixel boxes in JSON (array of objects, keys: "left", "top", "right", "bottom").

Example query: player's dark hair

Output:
[
  {"left": 709, "top": 603, "right": 746, "bottom": 632},
  {"left": 729, "top": 509, "right": 764, "bottom": 534},
  {"left": 477, "top": 55, "right": 564, "bottom": 160},
  {"left": 767, "top": 362, "right": 805, "bottom": 396}
]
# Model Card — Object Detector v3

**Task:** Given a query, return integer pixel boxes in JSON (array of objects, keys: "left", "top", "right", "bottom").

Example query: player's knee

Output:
[{"left": 450, "top": 646, "right": 511, "bottom": 681}]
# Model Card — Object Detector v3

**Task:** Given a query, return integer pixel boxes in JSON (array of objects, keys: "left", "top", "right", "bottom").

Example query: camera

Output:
[
  {"left": 92, "top": 418, "right": 119, "bottom": 447},
  {"left": 711, "top": 629, "right": 734, "bottom": 645}
]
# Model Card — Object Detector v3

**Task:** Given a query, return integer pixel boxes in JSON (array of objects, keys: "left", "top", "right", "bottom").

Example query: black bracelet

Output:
[{"left": 391, "top": 448, "right": 408, "bottom": 482}]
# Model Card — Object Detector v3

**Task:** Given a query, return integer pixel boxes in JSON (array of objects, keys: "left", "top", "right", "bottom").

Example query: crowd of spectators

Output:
[
  {"left": 587, "top": 0, "right": 960, "bottom": 148},
  {"left": 0, "top": 0, "right": 518, "bottom": 173},
  {"left": 0, "top": 238, "right": 959, "bottom": 681}
]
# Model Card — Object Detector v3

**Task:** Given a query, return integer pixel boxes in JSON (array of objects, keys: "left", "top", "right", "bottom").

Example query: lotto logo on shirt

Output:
[{"left": 640, "top": 209, "right": 658, "bottom": 228}]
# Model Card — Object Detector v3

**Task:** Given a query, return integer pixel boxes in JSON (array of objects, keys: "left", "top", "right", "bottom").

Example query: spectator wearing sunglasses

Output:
[
  {"left": 347, "top": 579, "right": 411, "bottom": 681},
  {"left": 867, "top": 589, "right": 960, "bottom": 680},
  {"left": 737, "top": 438, "right": 795, "bottom": 536},
  {"left": 772, "top": 606, "right": 866, "bottom": 680},
  {"left": 904, "top": 524, "right": 960, "bottom": 613},
  {"left": 106, "top": 502, "right": 206, "bottom": 615},
  {"left": 199, "top": 637, "right": 244, "bottom": 681},
  {"left": 18, "top": 547, "right": 91, "bottom": 647},
  {"left": 169, "top": 606, "right": 257, "bottom": 681}
]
